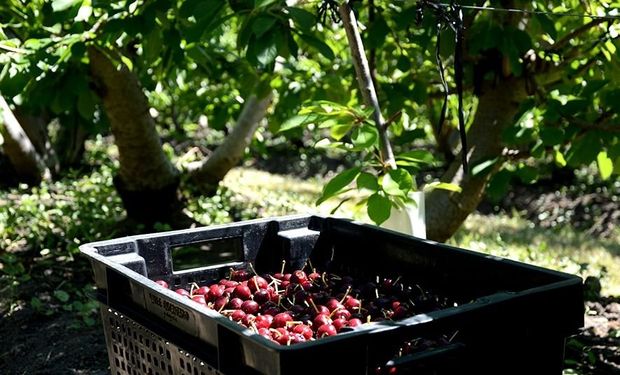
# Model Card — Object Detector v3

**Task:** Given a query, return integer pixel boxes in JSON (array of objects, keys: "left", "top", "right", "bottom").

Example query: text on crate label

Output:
[{"left": 148, "top": 292, "right": 190, "bottom": 321}]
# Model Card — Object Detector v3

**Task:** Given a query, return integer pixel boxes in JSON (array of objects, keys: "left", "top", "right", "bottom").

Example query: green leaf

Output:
[
  {"left": 367, "top": 193, "right": 391, "bottom": 225},
  {"left": 539, "top": 127, "right": 564, "bottom": 146},
  {"left": 299, "top": 33, "right": 334, "bottom": 60},
  {"left": 486, "top": 169, "right": 512, "bottom": 202},
  {"left": 423, "top": 182, "right": 462, "bottom": 193},
  {"left": 287, "top": 7, "right": 315, "bottom": 31},
  {"left": 365, "top": 15, "right": 390, "bottom": 49},
  {"left": 382, "top": 169, "right": 413, "bottom": 197},
  {"left": 566, "top": 132, "right": 600, "bottom": 166},
  {"left": 252, "top": 16, "right": 277, "bottom": 37},
  {"left": 279, "top": 113, "right": 317, "bottom": 132},
  {"left": 77, "top": 90, "right": 96, "bottom": 120},
  {"left": 351, "top": 125, "right": 378, "bottom": 149},
  {"left": 317, "top": 167, "right": 361, "bottom": 205},
  {"left": 535, "top": 14, "right": 557, "bottom": 39},
  {"left": 357, "top": 172, "right": 379, "bottom": 191},
  {"left": 52, "top": 0, "right": 81, "bottom": 12},
  {"left": 54, "top": 290, "right": 70, "bottom": 303},
  {"left": 396, "top": 150, "right": 434, "bottom": 164},
  {"left": 516, "top": 165, "right": 538, "bottom": 184},
  {"left": 554, "top": 150, "right": 567, "bottom": 167},
  {"left": 597, "top": 151, "right": 613, "bottom": 180},
  {"left": 144, "top": 30, "right": 163, "bottom": 63},
  {"left": 471, "top": 157, "right": 498, "bottom": 177},
  {"left": 120, "top": 55, "right": 133, "bottom": 71},
  {"left": 248, "top": 33, "right": 278, "bottom": 66},
  {"left": 330, "top": 123, "right": 352, "bottom": 141}
]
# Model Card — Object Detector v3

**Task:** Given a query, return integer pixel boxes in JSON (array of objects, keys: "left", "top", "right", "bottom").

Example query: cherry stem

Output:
[
  {"left": 309, "top": 298, "right": 319, "bottom": 314},
  {"left": 248, "top": 262, "right": 259, "bottom": 276},
  {"left": 280, "top": 260, "right": 286, "bottom": 275},
  {"left": 190, "top": 282, "right": 199, "bottom": 297},
  {"left": 339, "top": 286, "right": 352, "bottom": 304}
]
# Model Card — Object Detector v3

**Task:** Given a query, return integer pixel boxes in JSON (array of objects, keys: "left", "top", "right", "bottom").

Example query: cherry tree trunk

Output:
[
  {"left": 425, "top": 79, "right": 528, "bottom": 242},
  {"left": 88, "top": 47, "right": 180, "bottom": 224}
]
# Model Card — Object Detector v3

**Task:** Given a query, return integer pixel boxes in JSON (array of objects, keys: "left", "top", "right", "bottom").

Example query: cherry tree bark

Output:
[
  {"left": 425, "top": 79, "right": 528, "bottom": 242},
  {"left": 188, "top": 92, "right": 273, "bottom": 194},
  {"left": 88, "top": 47, "right": 180, "bottom": 223},
  {"left": 0, "top": 95, "right": 48, "bottom": 184}
]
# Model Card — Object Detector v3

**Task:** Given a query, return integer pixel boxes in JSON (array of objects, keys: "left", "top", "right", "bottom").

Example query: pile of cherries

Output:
[{"left": 155, "top": 263, "right": 452, "bottom": 346}]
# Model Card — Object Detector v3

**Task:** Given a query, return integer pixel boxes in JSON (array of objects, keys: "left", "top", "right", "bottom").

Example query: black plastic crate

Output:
[{"left": 81, "top": 215, "right": 583, "bottom": 375}]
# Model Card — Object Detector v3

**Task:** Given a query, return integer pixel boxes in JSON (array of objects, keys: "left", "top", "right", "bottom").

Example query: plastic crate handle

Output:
[{"left": 384, "top": 342, "right": 465, "bottom": 373}]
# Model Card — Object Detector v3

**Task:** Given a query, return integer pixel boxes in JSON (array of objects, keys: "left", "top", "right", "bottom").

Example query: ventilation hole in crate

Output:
[
  {"left": 147, "top": 353, "right": 152, "bottom": 362},
  {"left": 166, "top": 349, "right": 171, "bottom": 360},
  {"left": 180, "top": 357, "right": 184, "bottom": 368},
  {"left": 168, "top": 364, "right": 173, "bottom": 375}
]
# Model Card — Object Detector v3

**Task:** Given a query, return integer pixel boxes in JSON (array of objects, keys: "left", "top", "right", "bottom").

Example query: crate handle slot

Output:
[
  {"left": 384, "top": 342, "right": 465, "bottom": 372},
  {"left": 169, "top": 237, "right": 244, "bottom": 273}
]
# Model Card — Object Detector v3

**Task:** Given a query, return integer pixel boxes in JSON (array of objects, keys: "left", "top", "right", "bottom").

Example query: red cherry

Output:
[
  {"left": 332, "top": 318, "right": 348, "bottom": 332},
  {"left": 213, "top": 296, "right": 228, "bottom": 311},
  {"left": 291, "top": 270, "right": 307, "bottom": 284},
  {"left": 219, "top": 279, "right": 238, "bottom": 288},
  {"left": 241, "top": 314, "right": 256, "bottom": 327},
  {"left": 175, "top": 289, "right": 190, "bottom": 297},
  {"left": 255, "top": 314, "right": 274, "bottom": 329},
  {"left": 233, "top": 285, "right": 252, "bottom": 300},
  {"left": 228, "top": 297, "right": 243, "bottom": 310},
  {"left": 313, "top": 313, "right": 332, "bottom": 329},
  {"left": 308, "top": 272, "right": 321, "bottom": 281},
  {"left": 208, "top": 285, "right": 224, "bottom": 300},
  {"left": 344, "top": 297, "right": 361, "bottom": 311},
  {"left": 231, "top": 269, "right": 250, "bottom": 281},
  {"left": 257, "top": 327, "right": 272, "bottom": 340},
  {"left": 248, "top": 276, "right": 268, "bottom": 292},
  {"left": 313, "top": 305, "right": 330, "bottom": 316},
  {"left": 348, "top": 318, "right": 363, "bottom": 327},
  {"left": 192, "top": 295, "right": 206, "bottom": 305},
  {"left": 292, "top": 324, "right": 313, "bottom": 340},
  {"left": 290, "top": 333, "right": 307, "bottom": 344},
  {"left": 326, "top": 298, "right": 344, "bottom": 312},
  {"left": 254, "top": 289, "right": 270, "bottom": 304},
  {"left": 316, "top": 324, "right": 337, "bottom": 337},
  {"left": 155, "top": 280, "right": 169, "bottom": 289},
  {"left": 272, "top": 312, "right": 294, "bottom": 328},
  {"left": 283, "top": 273, "right": 292, "bottom": 281},
  {"left": 194, "top": 286, "right": 210, "bottom": 296},
  {"left": 231, "top": 309, "right": 246, "bottom": 322},
  {"left": 272, "top": 327, "right": 290, "bottom": 345},
  {"left": 241, "top": 300, "right": 260, "bottom": 315},
  {"left": 332, "top": 308, "right": 352, "bottom": 320},
  {"left": 393, "top": 305, "right": 409, "bottom": 319}
]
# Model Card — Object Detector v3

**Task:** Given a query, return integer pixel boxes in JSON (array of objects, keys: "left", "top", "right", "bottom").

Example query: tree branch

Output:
[
  {"left": 546, "top": 19, "right": 607, "bottom": 53},
  {"left": 339, "top": 1, "right": 396, "bottom": 170}
]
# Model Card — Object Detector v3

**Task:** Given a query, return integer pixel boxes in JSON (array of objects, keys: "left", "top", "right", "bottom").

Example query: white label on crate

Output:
[{"left": 145, "top": 291, "right": 198, "bottom": 336}]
